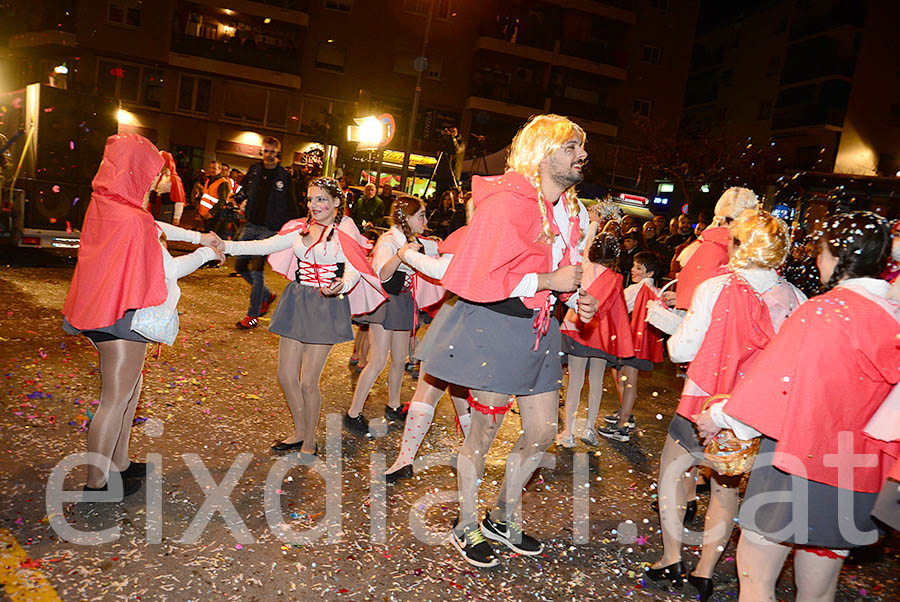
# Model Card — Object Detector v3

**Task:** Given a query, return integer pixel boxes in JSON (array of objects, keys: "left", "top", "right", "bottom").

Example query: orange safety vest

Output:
[{"left": 199, "top": 176, "right": 228, "bottom": 217}]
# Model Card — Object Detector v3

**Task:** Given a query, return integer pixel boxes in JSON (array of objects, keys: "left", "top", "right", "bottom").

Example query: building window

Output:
[
  {"left": 97, "top": 59, "right": 159, "bottom": 107},
  {"left": 404, "top": 0, "right": 451, "bottom": 19},
  {"left": 177, "top": 75, "right": 211, "bottom": 114},
  {"left": 427, "top": 59, "right": 442, "bottom": 80},
  {"left": 642, "top": 45, "right": 662, "bottom": 65},
  {"left": 107, "top": 1, "right": 143, "bottom": 28},
  {"left": 758, "top": 100, "right": 772, "bottom": 120},
  {"left": 315, "top": 41, "right": 346, "bottom": 73},
  {"left": 142, "top": 68, "right": 164, "bottom": 108},
  {"left": 632, "top": 98, "right": 652, "bottom": 118},
  {"left": 650, "top": 0, "right": 670, "bottom": 10},
  {"left": 324, "top": 0, "right": 352, "bottom": 12},
  {"left": 223, "top": 81, "right": 288, "bottom": 128}
]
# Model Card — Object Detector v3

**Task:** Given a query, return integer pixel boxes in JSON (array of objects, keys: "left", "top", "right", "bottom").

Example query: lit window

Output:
[{"left": 632, "top": 98, "right": 652, "bottom": 118}]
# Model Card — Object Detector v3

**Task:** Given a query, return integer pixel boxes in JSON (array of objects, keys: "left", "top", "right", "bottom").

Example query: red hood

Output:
[
  {"left": 160, "top": 150, "right": 186, "bottom": 205},
  {"left": 63, "top": 134, "right": 168, "bottom": 330}
]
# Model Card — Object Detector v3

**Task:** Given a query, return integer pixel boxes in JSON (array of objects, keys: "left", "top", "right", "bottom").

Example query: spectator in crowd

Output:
[{"left": 352, "top": 183, "right": 385, "bottom": 228}]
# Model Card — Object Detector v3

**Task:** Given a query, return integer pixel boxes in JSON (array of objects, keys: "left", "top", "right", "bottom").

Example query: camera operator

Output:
[{"left": 434, "top": 126, "right": 465, "bottom": 207}]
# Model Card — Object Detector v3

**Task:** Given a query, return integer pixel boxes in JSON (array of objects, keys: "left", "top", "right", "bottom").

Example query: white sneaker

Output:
[
  {"left": 579, "top": 427, "right": 598, "bottom": 446},
  {"left": 556, "top": 433, "right": 576, "bottom": 449}
]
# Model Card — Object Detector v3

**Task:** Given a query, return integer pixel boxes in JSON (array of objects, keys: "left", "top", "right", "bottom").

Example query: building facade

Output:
[{"left": 2, "top": 0, "right": 699, "bottom": 198}]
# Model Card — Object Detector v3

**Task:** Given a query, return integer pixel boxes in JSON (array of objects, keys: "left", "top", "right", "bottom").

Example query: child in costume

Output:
[
  {"left": 695, "top": 211, "right": 900, "bottom": 602},
  {"left": 557, "top": 232, "right": 638, "bottom": 446},
  {"left": 344, "top": 197, "right": 445, "bottom": 435},
  {"left": 222, "top": 178, "right": 384, "bottom": 456},
  {"left": 646, "top": 210, "right": 805, "bottom": 602},
  {"left": 62, "top": 134, "right": 223, "bottom": 499},
  {"left": 600, "top": 250, "right": 667, "bottom": 441}
]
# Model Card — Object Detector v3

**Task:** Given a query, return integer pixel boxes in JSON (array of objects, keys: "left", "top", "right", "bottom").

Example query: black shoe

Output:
[
  {"left": 480, "top": 515, "right": 544, "bottom": 555},
  {"left": 343, "top": 412, "right": 369, "bottom": 436},
  {"left": 644, "top": 561, "right": 687, "bottom": 588},
  {"left": 82, "top": 478, "right": 142, "bottom": 501},
  {"left": 684, "top": 499, "right": 698, "bottom": 524},
  {"left": 385, "top": 405, "right": 408, "bottom": 422},
  {"left": 271, "top": 440, "right": 304, "bottom": 452},
  {"left": 449, "top": 520, "right": 499, "bottom": 568},
  {"left": 385, "top": 464, "right": 413, "bottom": 483},
  {"left": 687, "top": 573, "right": 714, "bottom": 602},
  {"left": 115, "top": 461, "right": 148, "bottom": 479}
]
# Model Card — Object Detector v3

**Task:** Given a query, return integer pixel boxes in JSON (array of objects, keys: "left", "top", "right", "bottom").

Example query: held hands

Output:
[
  {"left": 398, "top": 241, "right": 422, "bottom": 262},
  {"left": 576, "top": 288, "right": 598, "bottom": 322},
  {"left": 692, "top": 411, "right": 721, "bottom": 444},
  {"left": 211, "top": 246, "right": 226, "bottom": 266},
  {"left": 587, "top": 204, "right": 604, "bottom": 224},
  {"left": 200, "top": 231, "right": 225, "bottom": 251}
]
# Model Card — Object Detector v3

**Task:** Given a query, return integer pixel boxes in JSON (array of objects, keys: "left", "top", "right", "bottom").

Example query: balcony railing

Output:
[
  {"left": 172, "top": 32, "right": 301, "bottom": 75},
  {"left": 478, "top": 12, "right": 558, "bottom": 52},
  {"left": 789, "top": 1, "right": 865, "bottom": 40},
  {"left": 558, "top": 38, "right": 628, "bottom": 68},
  {"left": 549, "top": 97, "right": 618, "bottom": 124},
  {"left": 771, "top": 105, "right": 846, "bottom": 130},
  {"left": 246, "top": 0, "right": 310, "bottom": 9}
]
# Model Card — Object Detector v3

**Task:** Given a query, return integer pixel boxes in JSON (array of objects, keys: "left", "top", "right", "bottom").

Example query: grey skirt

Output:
[
  {"left": 740, "top": 437, "right": 883, "bottom": 549},
  {"left": 561, "top": 334, "right": 653, "bottom": 371},
  {"left": 62, "top": 311, "right": 150, "bottom": 343},
  {"left": 668, "top": 413, "right": 705, "bottom": 456},
  {"left": 354, "top": 291, "right": 415, "bottom": 331},
  {"left": 872, "top": 478, "right": 900, "bottom": 532},
  {"left": 417, "top": 299, "right": 563, "bottom": 396},
  {"left": 268, "top": 281, "right": 354, "bottom": 345}
]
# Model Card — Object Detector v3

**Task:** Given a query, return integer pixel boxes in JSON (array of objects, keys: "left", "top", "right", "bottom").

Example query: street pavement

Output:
[{"left": 1, "top": 249, "right": 897, "bottom": 601}]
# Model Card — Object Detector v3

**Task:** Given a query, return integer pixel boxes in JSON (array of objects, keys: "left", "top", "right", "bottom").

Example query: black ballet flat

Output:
[
  {"left": 385, "top": 464, "right": 413, "bottom": 483},
  {"left": 116, "top": 461, "right": 148, "bottom": 479},
  {"left": 271, "top": 440, "right": 304, "bottom": 452},
  {"left": 82, "top": 477, "right": 142, "bottom": 501},
  {"left": 684, "top": 499, "right": 698, "bottom": 524},
  {"left": 644, "top": 561, "right": 687, "bottom": 588},
  {"left": 687, "top": 573, "right": 714, "bottom": 602},
  {"left": 385, "top": 405, "right": 408, "bottom": 422}
]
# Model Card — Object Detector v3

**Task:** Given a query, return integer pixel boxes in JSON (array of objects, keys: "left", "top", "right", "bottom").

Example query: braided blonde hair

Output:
[{"left": 507, "top": 114, "right": 586, "bottom": 244}]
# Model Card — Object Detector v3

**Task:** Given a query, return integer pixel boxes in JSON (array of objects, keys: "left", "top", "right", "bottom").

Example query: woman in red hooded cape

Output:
[
  {"left": 62, "top": 134, "right": 222, "bottom": 497},
  {"left": 695, "top": 212, "right": 900, "bottom": 602},
  {"left": 223, "top": 178, "right": 385, "bottom": 456},
  {"left": 645, "top": 210, "right": 805, "bottom": 602}
]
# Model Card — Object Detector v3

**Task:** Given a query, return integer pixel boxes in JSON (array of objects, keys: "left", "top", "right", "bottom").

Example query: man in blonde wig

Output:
[{"left": 417, "top": 114, "right": 599, "bottom": 567}]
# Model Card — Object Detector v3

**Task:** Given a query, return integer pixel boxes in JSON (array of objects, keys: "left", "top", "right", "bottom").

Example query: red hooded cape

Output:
[
  {"left": 440, "top": 172, "right": 555, "bottom": 310},
  {"left": 561, "top": 263, "right": 635, "bottom": 357},
  {"left": 724, "top": 286, "right": 900, "bottom": 492},
  {"left": 675, "top": 226, "right": 730, "bottom": 310},
  {"left": 677, "top": 272, "right": 776, "bottom": 420},
  {"left": 63, "top": 134, "right": 167, "bottom": 330},
  {"left": 631, "top": 283, "right": 665, "bottom": 363}
]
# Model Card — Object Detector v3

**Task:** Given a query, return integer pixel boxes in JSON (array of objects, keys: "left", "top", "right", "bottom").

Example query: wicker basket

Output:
[
  {"left": 701, "top": 394, "right": 760, "bottom": 476},
  {"left": 645, "top": 279, "right": 685, "bottom": 335}
]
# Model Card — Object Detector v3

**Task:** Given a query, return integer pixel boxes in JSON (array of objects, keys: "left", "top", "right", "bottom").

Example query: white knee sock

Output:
[
  {"left": 387, "top": 401, "right": 435, "bottom": 472},
  {"left": 457, "top": 411, "right": 472, "bottom": 438}
]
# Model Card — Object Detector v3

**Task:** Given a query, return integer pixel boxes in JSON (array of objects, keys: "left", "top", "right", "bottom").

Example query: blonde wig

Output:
[
  {"left": 729, "top": 209, "right": 790, "bottom": 270},
  {"left": 711, "top": 187, "right": 758, "bottom": 227},
  {"left": 506, "top": 114, "right": 586, "bottom": 244}
]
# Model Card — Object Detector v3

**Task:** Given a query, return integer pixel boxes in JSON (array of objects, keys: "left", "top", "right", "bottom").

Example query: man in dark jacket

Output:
[{"left": 232, "top": 136, "right": 299, "bottom": 329}]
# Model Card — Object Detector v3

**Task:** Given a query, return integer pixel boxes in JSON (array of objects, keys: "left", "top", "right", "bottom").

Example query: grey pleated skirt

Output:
[
  {"left": 561, "top": 334, "right": 654, "bottom": 371},
  {"left": 416, "top": 299, "right": 563, "bottom": 396},
  {"left": 667, "top": 413, "right": 705, "bottom": 456},
  {"left": 872, "top": 478, "right": 900, "bottom": 532},
  {"left": 62, "top": 311, "right": 150, "bottom": 343},
  {"left": 268, "top": 281, "right": 354, "bottom": 345},
  {"left": 354, "top": 291, "right": 415, "bottom": 331},
  {"left": 740, "top": 437, "right": 883, "bottom": 549}
]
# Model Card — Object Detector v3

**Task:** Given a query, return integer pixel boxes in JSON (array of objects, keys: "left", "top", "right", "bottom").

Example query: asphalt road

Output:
[{"left": 1, "top": 249, "right": 897, "bottom": 601}]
